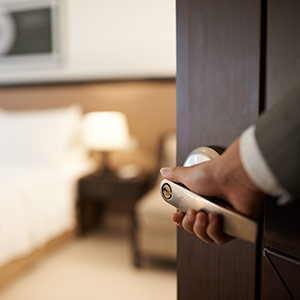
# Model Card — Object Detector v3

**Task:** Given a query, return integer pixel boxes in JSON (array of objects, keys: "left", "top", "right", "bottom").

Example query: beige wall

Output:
[{"left": 0, "top": 81, "right": 176, "bottom": 170}]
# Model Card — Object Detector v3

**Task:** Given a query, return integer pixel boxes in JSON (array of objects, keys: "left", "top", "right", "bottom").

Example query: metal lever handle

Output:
[{"left": 160, "top": 146, "right": 258, "bottom": 243}]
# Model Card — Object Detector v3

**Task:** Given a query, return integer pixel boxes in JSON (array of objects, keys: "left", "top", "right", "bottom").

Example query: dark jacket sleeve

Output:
[{"left": 255, "top": 88, "right": 300, "bottom": 198}]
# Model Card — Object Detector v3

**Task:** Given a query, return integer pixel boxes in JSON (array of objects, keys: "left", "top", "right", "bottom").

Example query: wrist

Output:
[{"left": 213, "top": 139, "right": 265, "bottom": 217}]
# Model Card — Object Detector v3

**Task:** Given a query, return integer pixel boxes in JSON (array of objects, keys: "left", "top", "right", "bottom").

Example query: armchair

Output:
[{"left": 133, "top": 132, "right": 176, "bottom": 267}]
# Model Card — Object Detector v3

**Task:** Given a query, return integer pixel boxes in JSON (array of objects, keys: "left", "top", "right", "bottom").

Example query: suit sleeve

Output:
[{"left": 255, "top": 88, "right": 300, "bottom": 198}]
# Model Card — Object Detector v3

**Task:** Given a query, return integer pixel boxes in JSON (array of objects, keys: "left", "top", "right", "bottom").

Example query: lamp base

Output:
[{"left": 93, "top": 151, "right": 113, "bottom": 175}]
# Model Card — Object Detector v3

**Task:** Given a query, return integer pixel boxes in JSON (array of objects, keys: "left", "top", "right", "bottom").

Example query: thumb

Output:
[
  {"left": 160, "top": 166, "right": 190, "bottom": 184},
  {"left": 160, "top": 162, "right": 223, "bottom": 198}
]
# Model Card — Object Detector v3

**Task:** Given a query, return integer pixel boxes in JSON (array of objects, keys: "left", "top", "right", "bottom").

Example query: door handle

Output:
[{"left": 160, "top": 146, "right": 257, "bottom": 243}]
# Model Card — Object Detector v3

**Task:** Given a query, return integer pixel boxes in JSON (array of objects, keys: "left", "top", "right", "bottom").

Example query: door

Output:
[
  {"left": 176, "top": 0, "right": 262, "bottom": 299},
  {"left": 261, "top": 0, "right": 300, "bottom": 299}
]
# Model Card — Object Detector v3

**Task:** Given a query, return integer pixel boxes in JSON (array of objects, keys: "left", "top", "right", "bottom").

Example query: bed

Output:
[{"left": 0, "top": 105, "right": 95, "bottom": 281}]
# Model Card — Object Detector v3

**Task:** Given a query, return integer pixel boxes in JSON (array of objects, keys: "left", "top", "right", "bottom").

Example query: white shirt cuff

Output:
[{"left": 239, "top": 125, "right": 286, "bottom": 197}]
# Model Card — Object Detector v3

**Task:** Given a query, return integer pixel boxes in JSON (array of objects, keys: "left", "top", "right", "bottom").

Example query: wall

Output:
[{"left": 0, "top": 0, "right": 176, "bottom": 84}]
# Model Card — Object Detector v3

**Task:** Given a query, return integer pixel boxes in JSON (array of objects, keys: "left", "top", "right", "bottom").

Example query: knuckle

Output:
[
  {"left": 182, "top": 218, "right": 194, "bottom": 233},
  {"left": 197, "top": 212, "right": 208, "bottom": 224},
  {"left": 193, "top": 222, "right": 205, "bottom": 237},
  {"left": 194, "top": 215, "right": 212, "bottom": 243},
  {"left": 207, "top": 224, "right": 217, "bottom": 236}
]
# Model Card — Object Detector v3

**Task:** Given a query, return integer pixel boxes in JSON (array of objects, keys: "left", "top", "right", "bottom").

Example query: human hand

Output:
[{"left": 160, "top": 138, "right": 265, "bottom": 244}]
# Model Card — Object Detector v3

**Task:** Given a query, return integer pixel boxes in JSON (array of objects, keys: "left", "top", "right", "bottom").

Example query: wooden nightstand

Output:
[{"left": 77, "top": 171, "right": 151, "bottom": 234}]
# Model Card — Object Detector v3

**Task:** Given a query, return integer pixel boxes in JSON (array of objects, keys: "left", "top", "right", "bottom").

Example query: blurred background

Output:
[{"left": 0, "top": 0, "right": 176, "bottom": 299}]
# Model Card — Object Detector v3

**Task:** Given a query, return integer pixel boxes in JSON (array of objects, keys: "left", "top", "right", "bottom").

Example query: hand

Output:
[{"left": 160, "top": 138, "right": 265, "bottom": 244}]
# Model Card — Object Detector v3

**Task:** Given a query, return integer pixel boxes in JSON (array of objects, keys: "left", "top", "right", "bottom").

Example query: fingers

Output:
[
  {"left": 193, "top": 212, "right": 214, "bottom": 244},
  {"left": 182, "top": 210, "right": 197, "bottom": 233},
  {"left": 206, "top": 213, "right": 232, "bottom": 244},
  {"left": 174, "top": 210, "right": 232, "bottom": 245},
  {"left": 172, "top": 210, "right": 185, "bottom": 226}
]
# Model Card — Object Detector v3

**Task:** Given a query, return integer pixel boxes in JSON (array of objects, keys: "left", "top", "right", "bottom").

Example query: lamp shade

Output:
[{"left": 82, "top": 111, "right": 131, "bottom": 151}]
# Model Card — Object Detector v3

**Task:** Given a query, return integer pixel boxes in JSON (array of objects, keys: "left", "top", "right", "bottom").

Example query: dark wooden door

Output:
[
  {"left": 176, "top": 0, "right": 262, "bottom": 299},
  {"left": 261, "top": 1, "right": 300, "bottom": 299}
]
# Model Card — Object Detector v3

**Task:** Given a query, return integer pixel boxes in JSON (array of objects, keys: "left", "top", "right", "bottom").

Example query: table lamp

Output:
[{"left": 82, "top": 111, "right": 131, "bottom": 174}]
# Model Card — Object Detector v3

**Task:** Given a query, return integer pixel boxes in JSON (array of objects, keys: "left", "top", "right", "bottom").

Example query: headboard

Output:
[{"left": 0, "top": 80, "right": 176, "bottom": 170}]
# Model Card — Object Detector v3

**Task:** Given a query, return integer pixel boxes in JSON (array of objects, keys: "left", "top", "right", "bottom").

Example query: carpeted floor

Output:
[{"left": 0, "top": 231, "right": 176, "bottom": 300}]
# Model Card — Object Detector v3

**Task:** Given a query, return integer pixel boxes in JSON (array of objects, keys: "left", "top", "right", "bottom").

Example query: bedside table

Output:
[{"left": 77, "top": 171, "right": 151, "bottom": 234}]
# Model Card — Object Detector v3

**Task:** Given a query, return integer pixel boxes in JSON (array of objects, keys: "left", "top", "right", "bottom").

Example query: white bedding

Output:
[{"left": 0, "top": 150, "right": 95, "bottom": 268}]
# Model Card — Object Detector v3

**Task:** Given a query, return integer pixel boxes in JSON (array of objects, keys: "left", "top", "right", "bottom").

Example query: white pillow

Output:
[{"left": 0, "top": 105, "right": 83, "bottom": 165}]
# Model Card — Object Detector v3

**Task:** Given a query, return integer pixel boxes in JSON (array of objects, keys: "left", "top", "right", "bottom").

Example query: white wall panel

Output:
[{"left": 0, "top": 0, "right": 176, "bottom": 84}]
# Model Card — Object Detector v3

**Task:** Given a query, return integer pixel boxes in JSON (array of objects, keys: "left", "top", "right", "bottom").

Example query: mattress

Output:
[{"left": 0, "top": 149, "right": 95, "bottom": 268}]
